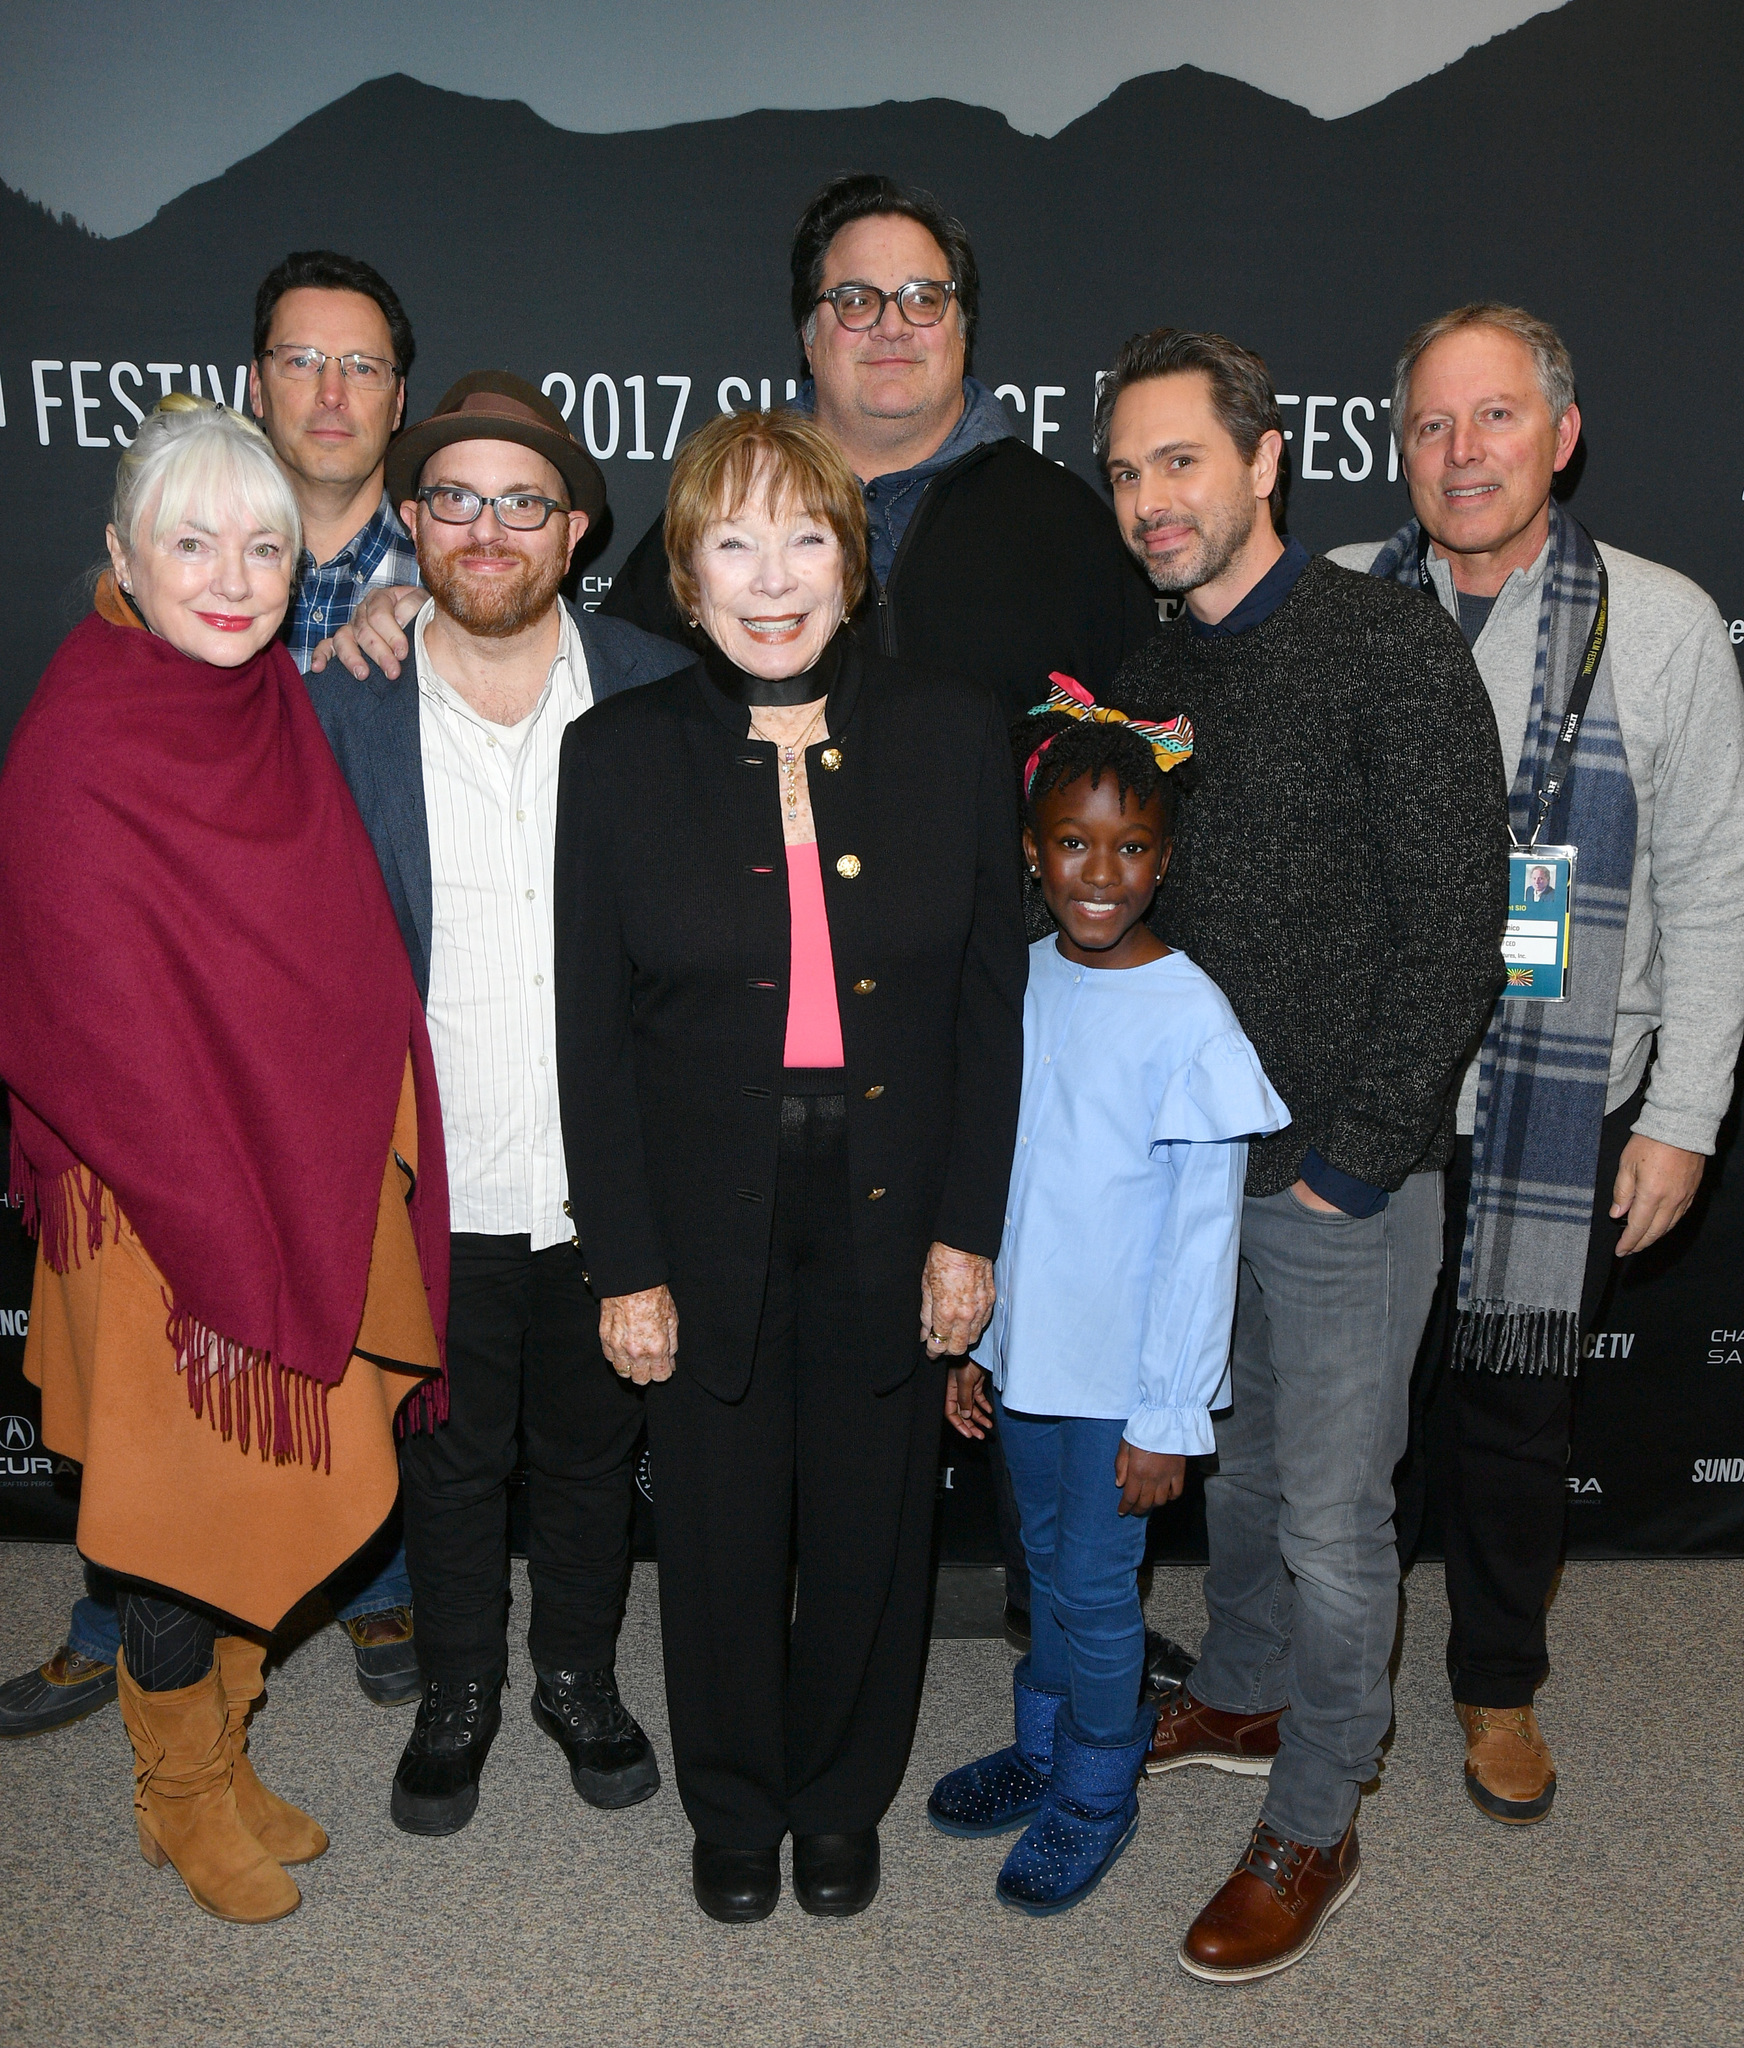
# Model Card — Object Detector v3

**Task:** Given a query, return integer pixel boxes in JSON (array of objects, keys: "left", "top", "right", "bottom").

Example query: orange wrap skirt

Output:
[{"left": 22, "top": 1057, "right": 440, "bottom": 1631}]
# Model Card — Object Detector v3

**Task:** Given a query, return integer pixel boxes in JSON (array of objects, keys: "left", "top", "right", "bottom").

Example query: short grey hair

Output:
[
  {"left": 111, "top": 394, "right": 302, "bottom": 559},
  {"left": 1392, "top": 302, "right": 1576, "bottom": 439}
]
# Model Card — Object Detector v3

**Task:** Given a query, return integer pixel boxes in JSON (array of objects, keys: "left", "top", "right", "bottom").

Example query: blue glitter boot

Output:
[
  {"left": 926, "top": 1658, "right": 1063, "bottom": 1838},
  {"left": 994, "top": 1708, "right": 1154, "bottom": 1915}
]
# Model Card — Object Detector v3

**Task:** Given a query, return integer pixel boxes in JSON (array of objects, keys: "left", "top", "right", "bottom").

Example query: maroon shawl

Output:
[{"left": 0, "top": 612, "right": 449, "bottom": 1464}]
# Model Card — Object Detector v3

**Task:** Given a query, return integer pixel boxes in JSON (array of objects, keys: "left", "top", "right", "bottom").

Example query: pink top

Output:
[{"left": 783, "top": 841, "right": 845, "bottom": 1068}]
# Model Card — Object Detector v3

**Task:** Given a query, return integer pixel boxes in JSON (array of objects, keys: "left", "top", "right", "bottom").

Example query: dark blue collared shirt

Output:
[{"left": 1184, "top": 536, "right": 1311, "bottom": 640}]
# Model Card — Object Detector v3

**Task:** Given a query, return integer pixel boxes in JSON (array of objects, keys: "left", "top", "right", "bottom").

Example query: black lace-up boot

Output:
[
  {"left": 531, "top": 1666, "right": 660, "bottom": 1809},
  {"left": 390, "top": 1674, "right": 503, "bottom": 1836}
]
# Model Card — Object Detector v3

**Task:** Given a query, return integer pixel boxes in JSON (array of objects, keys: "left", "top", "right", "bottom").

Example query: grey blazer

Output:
[{"left": 304, "top": 599, "right": 691, "bottom": 1000}]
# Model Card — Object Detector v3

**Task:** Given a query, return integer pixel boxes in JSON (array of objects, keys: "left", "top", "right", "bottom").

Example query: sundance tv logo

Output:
[{"left": 1692, "top": 1457, "right": 1744, "bottom": 1483}]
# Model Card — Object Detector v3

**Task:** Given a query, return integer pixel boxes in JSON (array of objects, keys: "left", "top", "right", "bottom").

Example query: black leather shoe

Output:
[
  {"left": 692, "top": 1839, "right": 780, "bottom": 1923},
  {"left": 0, "top": 1646, "right": 117, "bottom": 1737},
  {"left": 343, "top": 1606, "right": 422, "bottom": 1706},
  {"left": 1002, "top": 1601, "right": 1033, "bottom": 1652},
  {"left": 532, "top": 1666, "right": 660, "bottom": 1809},
  {"left": 792, "top": 1828, "right": 880, "bottom": 1917},
  {"left": 1142, "top": 1628, "right": 1198, "bottom": 1701},
  {"left": 390, "top": 1674, "right": 502, "bottom": 1836}
]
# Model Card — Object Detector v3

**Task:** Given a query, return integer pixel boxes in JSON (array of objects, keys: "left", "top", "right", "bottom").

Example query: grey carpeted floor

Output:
[{"left": 1, "top": 1546, "right": 1740, "bottom": 2048}]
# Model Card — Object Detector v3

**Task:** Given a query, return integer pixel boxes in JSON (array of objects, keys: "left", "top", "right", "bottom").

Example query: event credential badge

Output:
[{"left": 1503, "top": 846, "right": 1576, "bottom": 1000}]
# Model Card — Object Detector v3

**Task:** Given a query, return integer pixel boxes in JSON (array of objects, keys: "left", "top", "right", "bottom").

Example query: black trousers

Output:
[
  {"left": 645, "top": 1094, "right": 947, "bottom": 1847},
  {"left": 1396, "top": 1087, "right": 1641, "bottom": 1707},
  {"left": 400, "top": 1232, "right": 646, "bottom": 1685}
]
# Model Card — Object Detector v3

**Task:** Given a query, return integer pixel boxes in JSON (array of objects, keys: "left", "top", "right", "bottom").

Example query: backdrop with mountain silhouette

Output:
[{"left": 1, "top": 0, "right": 1740, "bottom": 1557}]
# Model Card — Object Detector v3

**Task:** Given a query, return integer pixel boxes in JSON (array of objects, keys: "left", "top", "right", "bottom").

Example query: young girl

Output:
[{"left": 929, "top": 677, "right": 1288, "bottom": 1916}]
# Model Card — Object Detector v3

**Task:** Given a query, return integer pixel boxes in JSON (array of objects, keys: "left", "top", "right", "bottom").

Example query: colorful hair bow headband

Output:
[{"left": 1022, "top": 673, "right": 1195, "bottom": 796}]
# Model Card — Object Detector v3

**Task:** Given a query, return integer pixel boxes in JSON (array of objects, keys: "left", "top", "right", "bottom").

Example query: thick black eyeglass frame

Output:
[
  {"left": 414, "top": 485, "right": 570, "bottom": 530},
  {"left": 812, "top": 279, "right": 959, "bottom": 330}
]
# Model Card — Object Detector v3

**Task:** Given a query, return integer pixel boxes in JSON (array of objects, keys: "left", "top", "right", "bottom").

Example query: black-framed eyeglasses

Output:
[
  {"left": 415, "top": 485, "right": 569, "bottom": 531},
  {"left": 813, "top": 279, "right": 958, "bottom": 331},
  {"left": 260, "top": 346, "right": 401, "bottom": 389}
]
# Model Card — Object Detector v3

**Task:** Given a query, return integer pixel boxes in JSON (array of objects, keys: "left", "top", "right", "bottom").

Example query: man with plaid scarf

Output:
[{"left": 1333, "top": 302, "right": 1744, "bottom": 1827}]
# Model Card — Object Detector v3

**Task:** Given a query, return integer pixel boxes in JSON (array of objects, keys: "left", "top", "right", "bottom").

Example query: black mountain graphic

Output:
[{"left": 3, "top": 0, "right": 1739, "bottom": 735}]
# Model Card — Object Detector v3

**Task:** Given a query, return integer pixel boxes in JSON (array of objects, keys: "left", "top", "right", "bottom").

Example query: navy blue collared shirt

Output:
[{"left": 1184, "top": 535, "right": 1311, "bottom": 640}]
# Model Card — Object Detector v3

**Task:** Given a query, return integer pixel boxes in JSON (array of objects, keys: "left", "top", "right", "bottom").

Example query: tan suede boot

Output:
[
  {"left": 216, "top": 1637, "right": 329, "bottom": 1865},
  {"left": 1454, "top": 1701, "right": 1557, "bottom": 1824},
  {"left": 115, "top": 1649, "right": 300, "bottom": 1923}
]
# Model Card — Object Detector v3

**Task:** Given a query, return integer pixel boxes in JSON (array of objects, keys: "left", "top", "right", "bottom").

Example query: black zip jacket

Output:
[{"left": 599, "top": 438, "right": 1160, "bottom": 722}]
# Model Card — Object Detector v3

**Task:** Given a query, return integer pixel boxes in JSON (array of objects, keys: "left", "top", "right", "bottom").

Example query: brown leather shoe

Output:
[
  {"left": 1144, "top": 1684, "right": 1281, "bottom": 1778},
  {"left": 1455, "top": 1702, "right": 1556, "bottom": 1824},
  {"left": 1178, "top": 1818, "right": 1361, "bottom": 1982}
]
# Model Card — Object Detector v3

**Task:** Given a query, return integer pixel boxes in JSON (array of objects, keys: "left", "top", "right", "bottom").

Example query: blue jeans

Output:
[
  {"left": 65, "top": 1539, "right": 412, "bottom": 1663},
  {"left": 1192, "top": 1172, "right": 1442, "bottom": 1847},
  {"left": 994, "top": 1395, "right": 1149, "bottom": 1743}
]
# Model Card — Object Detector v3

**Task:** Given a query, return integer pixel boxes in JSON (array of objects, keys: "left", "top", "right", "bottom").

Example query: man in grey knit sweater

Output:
[
  {"left": 1100, "top": 328, "right": 1510, "bottom": 1984},
  {"left": 1331, "top": 305, "right": 1744, "bottom": 1830}
]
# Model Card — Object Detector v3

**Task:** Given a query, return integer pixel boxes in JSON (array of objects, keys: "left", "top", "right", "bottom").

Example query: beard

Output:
[
  {"left": 1132, "top": 491, "right": 1257, "bottom": 596},
  {"left": 421, "top": 532, "right": 568, "bottom": 638}
]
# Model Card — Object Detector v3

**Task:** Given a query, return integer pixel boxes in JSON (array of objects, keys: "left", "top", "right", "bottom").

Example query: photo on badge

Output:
[{"left": 1502, "top": 845, "right": 1576, "bottom": 1000}]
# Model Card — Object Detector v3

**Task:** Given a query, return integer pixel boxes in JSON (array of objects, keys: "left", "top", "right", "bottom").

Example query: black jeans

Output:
[
  {"left": 1396, "top": 1086, "right": 1640, "bottom": 1707},
  {"left": 644, "top": 1093, "right": 946, "bottom": 1847},
  {"left": 399, "top": 1233, "right": 646, "bottom": 1686}
]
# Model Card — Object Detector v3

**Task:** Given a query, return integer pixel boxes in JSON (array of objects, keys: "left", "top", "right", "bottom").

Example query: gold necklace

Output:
[{"left": 749, "top": 702, "right": 828, "bottom": 825}]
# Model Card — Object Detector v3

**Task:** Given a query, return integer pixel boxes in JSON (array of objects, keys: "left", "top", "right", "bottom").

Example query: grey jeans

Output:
[{"left": 1192, "top": 1170, "right": 1443, "bottom": 1847}]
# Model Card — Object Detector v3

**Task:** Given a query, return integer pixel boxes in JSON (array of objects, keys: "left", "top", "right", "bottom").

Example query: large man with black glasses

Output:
[
  {"left": 605, "top": 172, "right": 1160, "bottom": 718},
  {"left": 308, "top": 372, "right": 688, "bottom": 1839}
]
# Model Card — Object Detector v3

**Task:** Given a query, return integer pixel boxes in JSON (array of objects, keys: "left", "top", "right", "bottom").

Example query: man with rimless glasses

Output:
[{"left": 249, "top": 249, "right": 425, "bottom": 673}]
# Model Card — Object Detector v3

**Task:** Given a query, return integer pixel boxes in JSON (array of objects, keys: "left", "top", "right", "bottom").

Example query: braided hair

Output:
[{"left": 1013, "top": 709, "right": 1195, "bottom": 835}]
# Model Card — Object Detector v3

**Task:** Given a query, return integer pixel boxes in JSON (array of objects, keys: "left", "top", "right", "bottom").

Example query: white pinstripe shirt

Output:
[{"left": 415, "top": 598, "right": 592, "bottom": 1248}]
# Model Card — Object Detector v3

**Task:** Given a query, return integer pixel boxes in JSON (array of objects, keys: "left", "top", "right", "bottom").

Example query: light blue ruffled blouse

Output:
[{"left": 973, "top": 938, "right": 1290, "bottom": 1455}]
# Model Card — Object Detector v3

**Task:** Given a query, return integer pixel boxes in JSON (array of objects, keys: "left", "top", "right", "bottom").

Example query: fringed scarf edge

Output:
[
  {"left": 165, "top": 1300, "right": 335, "bottom": 1472},
  {"left": 15, "top": 1151, "right": 448, "bottom": 1458},
  {"left": 9, "top": 1133, "right": 109, "bottom": 1273},
  {"left": 1452, "top": 1301, "right": 1582, "bottom": 1377}
]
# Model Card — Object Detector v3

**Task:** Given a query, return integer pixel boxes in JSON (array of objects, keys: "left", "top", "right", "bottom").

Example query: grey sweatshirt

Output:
[{"left": 1329, "top": 536, "right": 1744, "bottom": 1154}]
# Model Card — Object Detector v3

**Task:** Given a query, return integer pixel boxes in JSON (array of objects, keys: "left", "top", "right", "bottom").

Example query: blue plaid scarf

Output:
[{"left": 1370, "top": 501, "right": 1635, "bottom": 1373}]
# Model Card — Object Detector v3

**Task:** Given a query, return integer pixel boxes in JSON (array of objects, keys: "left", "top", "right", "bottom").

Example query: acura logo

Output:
[{"left": 0, "top": 1415, "right": 36, "bottom": 1451}]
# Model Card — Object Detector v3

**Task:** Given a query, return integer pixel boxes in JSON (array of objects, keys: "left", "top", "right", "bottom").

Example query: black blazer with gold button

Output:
[{"left": 553, "top": 640, "right": 1027, "bottom": 1400}]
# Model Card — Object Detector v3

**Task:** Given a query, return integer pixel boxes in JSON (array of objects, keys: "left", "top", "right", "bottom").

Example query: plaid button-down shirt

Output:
[{"left": 285, "top": 491, "right": 421, "bottom": 673}]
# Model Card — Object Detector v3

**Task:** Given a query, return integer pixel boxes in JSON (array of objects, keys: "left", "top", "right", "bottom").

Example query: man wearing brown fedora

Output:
[{"left": 306, "top": 371, "right": 690, "bottom": 1837}]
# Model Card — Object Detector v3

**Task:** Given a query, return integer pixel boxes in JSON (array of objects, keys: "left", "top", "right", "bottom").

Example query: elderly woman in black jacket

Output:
[{"left": 554, "top": 410, "right": 1025, "bottom": 1924}]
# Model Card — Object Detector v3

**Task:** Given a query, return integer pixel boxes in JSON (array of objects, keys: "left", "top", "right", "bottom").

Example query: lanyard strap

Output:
[{"left": 1418, "top": 531, "right": 1609, "bottom": 849}]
